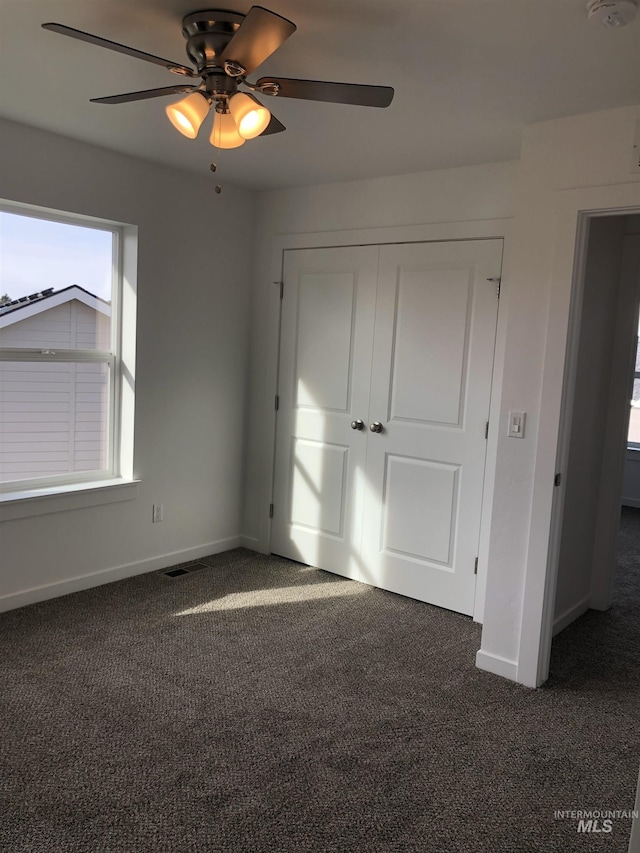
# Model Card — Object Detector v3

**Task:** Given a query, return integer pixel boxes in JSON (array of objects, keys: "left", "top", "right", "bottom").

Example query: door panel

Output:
[
  {"left": 295, "top": 272, "right": 355, "bottom": 412},
  {"left": 271, "top": 245, "right": 379, "bottom": 579},
  {"left": 289, "top": 438, "right": 348, "bottom": 536},
  {"left": 382, "top": 455, "right": 459, "bottom": 566},
  {"left": 361, "top": 240, "right": 502, "bottom": 615},
  {"left": 390, "top": 268, "right": 471, "bottom": 425}
]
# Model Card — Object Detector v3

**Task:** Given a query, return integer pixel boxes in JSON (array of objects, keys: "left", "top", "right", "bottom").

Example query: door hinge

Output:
[
  {"left": 474, "top": 557, "right": 479, "bottom": 575},
  {"left": 487, "top": 276, "right": 501, "bottom": 298},
  {"left": 554, "top": 473, "right": 562, "bottom": 487},
  {"left": 274, "top": 280, "right": 283, "bottom": 299},
  {"left": 485, "top": 421, "right": 489, "bottom": 439},
  {"left": 269, "top": 503, "right": 274, "bottom": 518},
  {"left": 275, "top": 395, "right": 279, "bottom": 411}
]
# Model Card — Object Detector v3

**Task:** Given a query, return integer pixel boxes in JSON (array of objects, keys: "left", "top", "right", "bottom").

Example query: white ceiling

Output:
[{"left": 1, "top": 0, "right": 639, "bottom": 191}]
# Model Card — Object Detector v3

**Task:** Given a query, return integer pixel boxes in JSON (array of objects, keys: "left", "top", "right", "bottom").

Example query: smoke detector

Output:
[{"left": 587, "top": 0, "right": 638, "bottom": 26}]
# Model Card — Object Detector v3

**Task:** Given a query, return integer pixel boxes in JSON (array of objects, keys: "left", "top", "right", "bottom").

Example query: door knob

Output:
[
  {"left": 369, "top": 421, "right": 383, "bottom": 433},
  {"left": 351, "top": 419, "right": 365, "bottom": 430}
]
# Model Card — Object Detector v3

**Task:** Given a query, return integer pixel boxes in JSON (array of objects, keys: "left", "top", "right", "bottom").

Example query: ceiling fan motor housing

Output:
[
  {"left": 181, "top": 10, "right": 244, "bottom": 74},
  {"left": 587, "top": 0, "right": 638, "bottom": 26}
]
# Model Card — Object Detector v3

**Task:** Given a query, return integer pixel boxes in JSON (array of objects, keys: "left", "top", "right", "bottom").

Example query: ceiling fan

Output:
[{"left": 42, "top": 6, "right": 395, "bottom": 150}]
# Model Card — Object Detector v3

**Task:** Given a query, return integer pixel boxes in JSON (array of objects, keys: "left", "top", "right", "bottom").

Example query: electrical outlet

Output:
[{"left": 153, "top": 503, "right": 163, "bottom": 523}]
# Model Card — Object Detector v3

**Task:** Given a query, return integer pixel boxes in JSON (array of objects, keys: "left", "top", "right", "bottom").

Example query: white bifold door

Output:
[{"left": 271, "top": 239, "right": 502, "bottom": 616}]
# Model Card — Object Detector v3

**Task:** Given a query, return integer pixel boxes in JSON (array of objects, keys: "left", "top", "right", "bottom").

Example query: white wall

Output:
[
  {"left": 552, "top": 216, "right": 629, "bottom": 634},
  {"left": 477, "top": 104, "right": 640, "bottom": 686},
  {"left": 0, "top": 118, "right": 255, "bottom": 608},
  {"left": 242, "top": 161, "right": 519, "bottom": 548}
]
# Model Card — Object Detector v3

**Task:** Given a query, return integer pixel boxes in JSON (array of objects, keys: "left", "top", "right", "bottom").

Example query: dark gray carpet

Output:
[{"left": 1, "top": 514, "right": 639, "bottom": 853}]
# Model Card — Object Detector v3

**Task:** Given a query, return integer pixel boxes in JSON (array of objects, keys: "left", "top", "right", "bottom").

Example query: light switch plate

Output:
[{"left": 508, "top": 411, "right": 526, "bottom": 438}]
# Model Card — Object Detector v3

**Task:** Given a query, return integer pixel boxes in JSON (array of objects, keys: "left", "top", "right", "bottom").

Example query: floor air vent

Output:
[{"left": 164, "top": 568, "right": 191, "bottom": 578}]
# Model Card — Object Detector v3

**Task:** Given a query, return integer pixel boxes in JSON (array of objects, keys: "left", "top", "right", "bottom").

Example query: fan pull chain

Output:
[
  {"left": 210, "top": 104, "right": 223, "bottom": 193},
  {"left": 210, "top": 162, "right": 222, "bottom": 193}
]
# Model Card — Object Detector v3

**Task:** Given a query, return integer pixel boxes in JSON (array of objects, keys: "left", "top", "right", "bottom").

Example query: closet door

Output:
[
  {"left": 360, "top": 240, "right": 502, "bottom": 615},
  {"left": 271, "top": 245, "right": 379, "bottom": 579}
]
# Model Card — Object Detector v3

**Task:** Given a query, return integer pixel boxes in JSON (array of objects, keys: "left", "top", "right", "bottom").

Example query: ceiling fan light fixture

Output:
[
  {"left": 165, "top": 91, "right": 210, "bottom": 139},
  {"left": 229, "top": 92, "right": 271, "bottom": 139},
  {"left": 44, "top": 8, "right": 395, "bottom": 155},
  {"left": 210, "top": 110, "right": 246, "bottom": 149}
]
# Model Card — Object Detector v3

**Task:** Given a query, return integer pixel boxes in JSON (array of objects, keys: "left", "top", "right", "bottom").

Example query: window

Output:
[
  {"left": 0, "top": 206, "right": 126, "bottom": 491},
  {"left": 629, "top": 327, "right": 640, "bottom": 448}
]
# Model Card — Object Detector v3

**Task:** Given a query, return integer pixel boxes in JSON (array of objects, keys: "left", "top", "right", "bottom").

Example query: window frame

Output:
[{"left": 0, "top": 204, "right": 124, "bottom": 493}]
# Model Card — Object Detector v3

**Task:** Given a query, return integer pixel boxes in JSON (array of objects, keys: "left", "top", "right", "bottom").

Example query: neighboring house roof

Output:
[
  {"left": 0, "top": 287, "right": 56, "bottom": 315},
  {"left": 0, "top": 285, "right": 111, "bottom": 328}
]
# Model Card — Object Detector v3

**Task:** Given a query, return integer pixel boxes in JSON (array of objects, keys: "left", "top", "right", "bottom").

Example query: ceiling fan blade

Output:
[
  {"left": 219, "top": 6, "right": 296, "bottom": 75},
  {"left": 257, "top": 77, "right": 394, "bottom": 108},
  {"left": 42, "top": 23, "right": 197, "bottom": 77},
  {"left": 90, "top": 86, "right": 198, "bottom": 105},
  {"left": 259, "top": 114, "right": 286, "bottom": 136}
]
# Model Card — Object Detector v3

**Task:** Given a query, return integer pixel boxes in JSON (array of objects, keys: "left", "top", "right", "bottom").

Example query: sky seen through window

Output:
[{"left": 0, "top": 211, "right": 113, "bottom": 303}]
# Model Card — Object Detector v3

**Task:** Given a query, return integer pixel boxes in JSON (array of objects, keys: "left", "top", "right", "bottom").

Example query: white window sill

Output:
[{"left": 0, "top": 478, "right": 140, "bottom": 521}]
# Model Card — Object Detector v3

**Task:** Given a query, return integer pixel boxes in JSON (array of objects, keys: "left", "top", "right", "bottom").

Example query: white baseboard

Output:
[
  {"left": 240, "top": 535, "right": 263, "bottom": 552},
  {"left": 475, "top": 649, "right": 519, "bottom": 682},
  {"left": 552, "top": 594, "right": 590, "bottom": 637},
  {"left": 621, "top": 497, "right": 640, "bottom": 508},
  {"left": 0, "top": 535, "right": 242, "bottom": 613}
]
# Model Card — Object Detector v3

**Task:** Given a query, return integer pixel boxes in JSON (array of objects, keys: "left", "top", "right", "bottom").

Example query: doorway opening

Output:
[{"left": 548, "top": 212, "right": 640, "bottom": 682}]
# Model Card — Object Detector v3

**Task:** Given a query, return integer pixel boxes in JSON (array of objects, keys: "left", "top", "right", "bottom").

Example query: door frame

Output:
[
  {"left": 515, "top": 187, "right": 640, "bottom": 689},
  {"left": 260, "top": 218, "right": 512, "bottom": 624}
]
